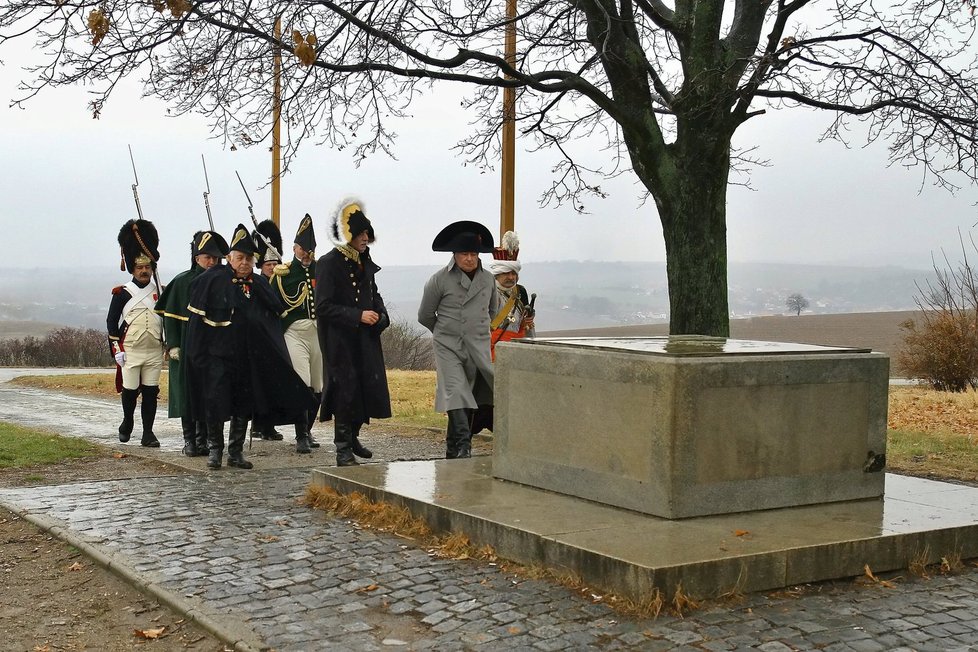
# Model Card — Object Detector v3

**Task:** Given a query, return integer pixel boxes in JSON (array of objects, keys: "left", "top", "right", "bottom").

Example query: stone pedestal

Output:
[{"left": 491, "top": 337, "right": 888, "bottom": 519}]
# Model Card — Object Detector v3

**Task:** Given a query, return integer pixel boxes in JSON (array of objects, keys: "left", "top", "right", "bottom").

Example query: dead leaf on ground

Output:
[
  {"left": 113, "top": 453, "right": 128, "bottom": 459},
  {"left": 357, "top": 584, "right": 380, "bottom": 592},
  {"left": 67, "top": 562, "right": 84, "bottom": 571},
  {"left": 134, "top": 626, "right": 166, "bottom": 639},
  {"left": 733, "top": 529, "right": 749, "bottom": 537}
]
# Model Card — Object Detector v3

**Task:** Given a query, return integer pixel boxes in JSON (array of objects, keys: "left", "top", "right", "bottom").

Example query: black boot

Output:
[
  {"left": 351, "top": 422, "right": 373, "bottom": 459},
  {"left": 295, "top": 414, "right": 312, "bottom": 455},
  {"left": 334, "top": 422, "right": 359, "bottom": 467},
  {"left": 195, "top": 422, "right": 209, "bottom": 455},
  {"left": 446, "top": 409, "right": 472, "bottom": 459},
  {"left": 206, "top": 421, "right": 224, "bottom": 469},
  {"left": 181, "top": 416, "right": 197, "bottom": 457},
  {"left": 227, "top": 416, "right": 254, "bottom": 469},
  {"left": 118, "top": 388, "right": 138, "bottom": 442},
  {"left": 307, "top": 391, "right": 321, "bottom": 448},
  {"left": 139, "top": 385, "right": 160, "bottom": 447}
]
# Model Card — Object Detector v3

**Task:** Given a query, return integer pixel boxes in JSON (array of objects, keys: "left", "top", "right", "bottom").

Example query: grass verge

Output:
[{"left": 0, "top": 421, "right": 100, "bottom": 468}]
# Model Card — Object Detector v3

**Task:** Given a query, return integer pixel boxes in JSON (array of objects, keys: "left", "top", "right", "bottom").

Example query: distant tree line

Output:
[
  {"left": 0, "top": 326, "right": 108, "bottom": 367},
  {"left": 0, "top": 322, "right": 434, "bottom": 371}
]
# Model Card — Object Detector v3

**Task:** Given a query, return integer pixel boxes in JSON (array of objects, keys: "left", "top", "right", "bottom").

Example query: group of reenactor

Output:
[{"left": 107, "top": 208, "right": 536, "bottom": 468}]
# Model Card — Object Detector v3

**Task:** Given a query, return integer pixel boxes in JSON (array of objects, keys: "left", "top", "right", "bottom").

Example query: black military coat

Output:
[
  {"left": 315, "top": 247, "right": 392, "bottom": 424},
  {"left": 185, "top": 264, "right": 316, "bottom": 424}
]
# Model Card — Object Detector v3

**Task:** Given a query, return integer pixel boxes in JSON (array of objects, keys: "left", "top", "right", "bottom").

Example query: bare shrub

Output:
[
  {"left": 0, "top": 327, "right": 107, "bottom": 367},
  {"left": 900, "top": 234, "right": 978, "bottom": 392},
  {"left": 382, "top": 319, "right": 433, "bottom": 371}
]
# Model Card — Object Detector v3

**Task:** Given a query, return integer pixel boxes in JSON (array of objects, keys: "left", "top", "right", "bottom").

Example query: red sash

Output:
[{"left": 491, "top": 327, "right": 526, "bottom": 362}]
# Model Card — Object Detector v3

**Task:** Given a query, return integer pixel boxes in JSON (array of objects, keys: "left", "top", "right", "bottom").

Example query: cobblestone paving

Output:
[{"left": 3, "top": 470, "right": 978, "bottom": 651}]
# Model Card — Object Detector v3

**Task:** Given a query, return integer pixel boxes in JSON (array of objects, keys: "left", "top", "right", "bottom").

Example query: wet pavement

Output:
[{"left": 3, "top": 370, "right": 978, "bottom": 650}]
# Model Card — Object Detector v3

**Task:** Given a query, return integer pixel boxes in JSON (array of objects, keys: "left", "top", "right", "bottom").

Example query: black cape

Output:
[
  {"left": 315, "top": 247, "right": 392, "bottom": 424},
  {"left": 185, "top": 264, "right": 316, "bottom": 424}
]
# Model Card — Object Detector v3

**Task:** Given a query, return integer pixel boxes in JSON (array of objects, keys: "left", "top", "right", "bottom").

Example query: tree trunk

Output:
[{"left": 658, "top": 139, "right": 731, "bottom": 337}]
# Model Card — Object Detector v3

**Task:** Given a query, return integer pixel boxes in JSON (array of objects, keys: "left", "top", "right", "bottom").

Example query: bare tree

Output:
[
  {"left": 4, "top": 0, "right": 978, "bottom": 336},
  {"left": 785, "top": 293, "right": 809, "bottom": 316}
]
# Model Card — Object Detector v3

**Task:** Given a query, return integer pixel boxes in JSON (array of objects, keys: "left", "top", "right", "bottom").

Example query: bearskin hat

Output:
[
  {"left": 118, "top": 219, "right": 160, "bottom": 273},
  {"left": 253, "top": 219, "right": 284, "bottom": 268}
]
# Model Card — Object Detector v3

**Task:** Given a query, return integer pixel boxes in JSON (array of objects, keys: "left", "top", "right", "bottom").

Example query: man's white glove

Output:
[
  {"left": 169, "top": 347, "right": 180, "bottom": 361},
  {"left": 114, "top": 351, "right": 126, "bottom": 366}
]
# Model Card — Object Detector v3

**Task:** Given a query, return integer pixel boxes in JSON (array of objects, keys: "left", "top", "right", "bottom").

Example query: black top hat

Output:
[
  {"left": 332, "top": 198, "right": 375, "bottom": 244},
  {"left": 193, "top": 230, "right": 230, "bottom": 259},
  {"left": 253, "top": 219, "right": 283, "bottom": 267},
  {"left": 118, "top": 219, "right": 160, "bottom": 273},
  {"left": 431, "top": 221, "right": 494, "bottom": 253},
  {"left": 293, "top": 214, "right": 316, "bottom": 253},
  {"left": 229, "top": 223, "right": 258, "bottom": 255}
]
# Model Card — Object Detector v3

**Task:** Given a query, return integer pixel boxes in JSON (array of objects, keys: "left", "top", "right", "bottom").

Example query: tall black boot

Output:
[
  {"left": 181, "top": 416, "right": 198, "bottom": 457},
  {"left": 351, "top": 422, "right": 373, "bottom": 459},
  {"left": 206, "top": 421, "right": 225, "bottom": 470},
  {"left": 307, "top": 391, "right": 321, "bottom": 448},
  {"left": 334, "top": 422, "right": 359, "bottom": 467},
  {"left": 139, "top": 385, "right": 160, "bottom": 447},
  {"left": 118, "top": 388, "right": 138, "bottom": 442},
  {"left": 446, "top": 409, "right": 472, "bottom": 459},
  {"left": 227, "top": 416, "right": 254, "bottom": 469},
  {"left": 195, "top": 422, "right": 209, "bottom": 455},
  {"left": 295, "top": 413, "right": 312, "bottom": 454}
]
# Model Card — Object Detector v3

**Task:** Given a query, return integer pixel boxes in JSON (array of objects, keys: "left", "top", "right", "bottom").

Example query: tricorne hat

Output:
[
  {"left": 431, "top": 220, "right": 494, "bottom": 253},
  {"left": 293, "top": 214, "right": 317, "bottom": 254},
  {"left": 229, "top": 223, "right": 258, "bottom": 255},
  {"left": 253, "top": 219, "right": 283, "bottom": 268},
  {"left": 193, "top": 230, "right": 230, "bottom": 260},
  {"left": 118, "top": 219, "right": 160, "bottom": 273},
  {"left": 331, "top": 198, "right": 375, "bottom": 244}
]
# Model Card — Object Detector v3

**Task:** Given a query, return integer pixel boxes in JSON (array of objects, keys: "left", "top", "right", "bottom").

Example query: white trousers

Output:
[{"left": 285, "top": 318, "right": 323, "bottom": 392}]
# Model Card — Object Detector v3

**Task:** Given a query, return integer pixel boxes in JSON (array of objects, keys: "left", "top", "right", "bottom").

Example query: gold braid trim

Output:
[{"left": 335, "top": 243, "right": 360, "bottom": 263}]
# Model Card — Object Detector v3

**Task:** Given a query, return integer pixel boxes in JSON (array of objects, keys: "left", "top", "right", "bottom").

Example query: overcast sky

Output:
[{"left": 2, "top": 38, "right": 977, "bottom": 277}]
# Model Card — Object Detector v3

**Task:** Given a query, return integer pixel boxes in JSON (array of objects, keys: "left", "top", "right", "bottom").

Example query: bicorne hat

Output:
[
  {"left": 431, "top": 220, "right": 494, "bottom": 253},
  {"left": 332, "top": 198, "right": 375, "bottom": 244},
  {"left": 192, "top": 230, "right": 230, "bottom": 260},
  {"left": 118, "top": 219, "right": 160, "bottom": 273},
  {"left": 229, "top": 223, "right": 258, "bottom": 255},
  {"left": 293, "top": 214, "right": 317, "bottom": 253},
  {"left": 253, "top": 219, "right": 283, "bottom": 268}
]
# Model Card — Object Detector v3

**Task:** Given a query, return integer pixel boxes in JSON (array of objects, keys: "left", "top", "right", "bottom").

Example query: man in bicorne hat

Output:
[
  {"left": 250, "top": 219, "right": 287, "bottom": 442},
  {"left": 488, "top": 231, "right": 536, "bottom": 361},
  {"left": 185, "top": 224, "right": 316, "bottom": 470},
  {"left": 316, "top": 198, "right": 392, "bottom": 466},
  {"left": 155, "top": 230, "right": 228, "bottom": 456},
  {"left": 418, "top": 221, "right": 499, "bottom": 459},
  {"left": 107, "top": 218, "right": 165, "bottom": 447},
  {"left": 270, "top": 214, "right": 324, "bottom": 454}
]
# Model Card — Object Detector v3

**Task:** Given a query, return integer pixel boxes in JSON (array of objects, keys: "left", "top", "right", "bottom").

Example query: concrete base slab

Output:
[{"left": 311, "top": 459, "right": 978, "bottom": 600}]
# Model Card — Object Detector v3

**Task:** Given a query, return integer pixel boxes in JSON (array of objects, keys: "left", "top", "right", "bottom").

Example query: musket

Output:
[
  {"left": 201, "top": 155, "right": 216, "bottom": 231},
  {"left": 127, "top": 145, "right": 164, "bottom": 296},
  {"left": 235, "top": 170, "right": 283, "bottom": 262}
]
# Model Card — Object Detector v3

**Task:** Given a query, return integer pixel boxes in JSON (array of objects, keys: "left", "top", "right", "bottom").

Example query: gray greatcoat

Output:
[{"left": 418, "top": 257, "right": 499, "bottom": 412}]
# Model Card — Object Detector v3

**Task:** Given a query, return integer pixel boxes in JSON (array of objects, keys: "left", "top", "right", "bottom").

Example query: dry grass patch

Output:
[
  {"left": 887, "top": 386, "right": 978, "bottom": 482},
  {"left": 303, "top": 484, "right": 693, "bottom": 618}
]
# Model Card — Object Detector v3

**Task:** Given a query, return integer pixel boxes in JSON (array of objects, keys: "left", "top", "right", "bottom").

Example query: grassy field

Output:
[
  {"left": 10, "top": 371, "right": 978, "bottom": 481},
  {"left": 0, "top": 421, "right": 100, "bottom": 468}
]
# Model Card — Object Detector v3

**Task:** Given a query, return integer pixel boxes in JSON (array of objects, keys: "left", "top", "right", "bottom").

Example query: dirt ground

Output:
[{"left": 0, "top": 453, "right": 227, "bottom": 652}]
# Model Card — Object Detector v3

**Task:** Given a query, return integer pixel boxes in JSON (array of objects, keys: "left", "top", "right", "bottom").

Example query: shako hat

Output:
[
  {"left": 118, "top": 218, "right": 160, "bottom": 273},
  {"left": 331, "top": 198, "right": 374, "bottom": 244},
  {"left": 253, "top": 219, "right": 283, "bottom": 267},
  {"left": 293, "top": 214, "right": 317, "bottom": 253},
  {"left": 193, "top": 230, "right": 230, "bottom": 259},
  {"left": 229, "top": 223, "right": 258, "bottom": 255},
  {"left": 489, "top": 231, "right": 522, "bottom": 275},
  {"left": 431, "top": 220, "right": 494, "bottom": 253}
]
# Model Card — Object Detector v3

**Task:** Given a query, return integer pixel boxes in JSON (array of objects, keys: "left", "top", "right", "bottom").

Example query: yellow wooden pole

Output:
[
  {"left": 271, "top": 17, "right": 283, "bottom": 228},
  {"left": 499, "top": 0, "right": 516, "bottom": 238}
]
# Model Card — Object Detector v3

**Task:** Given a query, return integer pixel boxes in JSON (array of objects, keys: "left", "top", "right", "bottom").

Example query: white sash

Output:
[{"left": 119, "top": 281, "right": 158, "bottom": 328}]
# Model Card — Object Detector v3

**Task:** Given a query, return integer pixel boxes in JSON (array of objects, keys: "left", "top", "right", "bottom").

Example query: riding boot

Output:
[
  {"left": 351, "top": 421, "right": 373, "bottom": 459},
  {"left": 295, "top": 414, "right": 312, "bottom": 455},
  {"left": 227, "top": 416, "right": 253, "bottom": 469},
  {"left": 118, "top": 388, "right": 138, "bottom": 442},
  {"left": 446, "top": 409, "right": 472, "bottom": 459},
  {"left": 181, "top": 416, "right": 198, "bottom": 456},
  {"left": 334, "top": 422, "right": 359, "bottom": 466},
  {"left": 206, "top": 421, "right": 225, "bottom": 470},
  {"left": 139, "top": 385, "right": 160, "bottom": 447},
  {"left": 195, "top": 422, "right": 209, "bottom": 455},
  {"left": 307, "top": 391, "right": 321, "bottom": 448}
]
